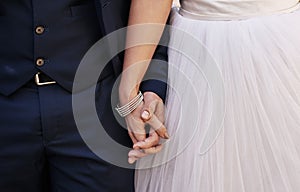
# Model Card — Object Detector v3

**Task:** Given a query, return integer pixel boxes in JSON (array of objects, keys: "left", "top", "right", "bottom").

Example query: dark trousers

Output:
[{"left": 0, "top": 80, "right": 134, "bottom": 192}]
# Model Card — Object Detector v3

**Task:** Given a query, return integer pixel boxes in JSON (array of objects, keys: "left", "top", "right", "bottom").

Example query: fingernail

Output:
[
  {"left": 128, "top": 157, "right": 135, "bottom": 164},
  {"left": 133, "top": 141, "right": 144, "bottom": 148},
  {"left": 133, "top": 143, "right": 140, "bottom": 148},
  {"left": 163, "top": 132, "right": 170, "bottom": 139},
  {"left": 141, "top": 110, "right": 150, "bottom": 119}
]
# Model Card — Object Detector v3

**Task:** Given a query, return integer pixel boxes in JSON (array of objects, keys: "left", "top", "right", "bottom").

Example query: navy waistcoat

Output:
[{"left": 0, "top": 0, "right": 102, "bottom": 96}]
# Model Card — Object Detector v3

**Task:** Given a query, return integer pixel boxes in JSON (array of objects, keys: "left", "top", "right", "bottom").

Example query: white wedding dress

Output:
[{"left": 135, "top": 0, "right": 300, "bottom": 191}]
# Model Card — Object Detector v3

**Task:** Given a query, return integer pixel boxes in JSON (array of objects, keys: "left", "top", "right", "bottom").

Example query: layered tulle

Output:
[{"left": 135, "top": 7, "right": 300, "bottom": 192}]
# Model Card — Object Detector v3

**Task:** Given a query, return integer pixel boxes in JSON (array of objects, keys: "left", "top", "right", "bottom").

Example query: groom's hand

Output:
[
  {"left": 125, "top": 92, "right": 168, "bottom": 142},
  {"left": 140, "top": 92, "right": 169, "bottom": 139},
  {"left": 126, "top": 92, "right": 169, "bottom": 164}
]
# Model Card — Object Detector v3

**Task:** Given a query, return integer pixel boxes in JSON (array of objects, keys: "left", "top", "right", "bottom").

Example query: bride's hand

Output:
[
  {"left": 126, "top": 92, "right": 169, "bottom": 164},
  {"left": 128, "top": 128, "right": 164, "bottom": 164}
]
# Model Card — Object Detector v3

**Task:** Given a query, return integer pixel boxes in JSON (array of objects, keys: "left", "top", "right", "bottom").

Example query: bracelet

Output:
[{"left": 115, "top": 91, "right": 144, "bottom": 117}]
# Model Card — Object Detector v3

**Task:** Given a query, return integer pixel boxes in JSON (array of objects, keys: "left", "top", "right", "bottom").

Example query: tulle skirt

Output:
[{"left": 135, "top": 7, "right": 300, "bottom": 192}]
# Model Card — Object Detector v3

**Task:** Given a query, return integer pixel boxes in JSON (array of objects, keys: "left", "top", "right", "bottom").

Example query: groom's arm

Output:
[{"left": 139, "top": 31, "right": 169, "bottom": 101}]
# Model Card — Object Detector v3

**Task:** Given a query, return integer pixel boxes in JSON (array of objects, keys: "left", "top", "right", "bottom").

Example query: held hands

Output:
[{"left": 123, "top": 92, "right": 169, "bottom": 164}]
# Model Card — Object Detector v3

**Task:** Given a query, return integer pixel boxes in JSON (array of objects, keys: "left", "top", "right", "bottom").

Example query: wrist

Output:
[
  {"left": 119, "top": 84, "right": 140, "bottom": 105},
  {"left": 115, "top": 91, "right": 143, "bottom": 117}
]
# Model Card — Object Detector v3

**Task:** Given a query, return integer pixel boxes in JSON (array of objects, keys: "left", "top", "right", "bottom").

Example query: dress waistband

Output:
[{"left": 179, "top": 1, "right": 300, "bottom": 21}]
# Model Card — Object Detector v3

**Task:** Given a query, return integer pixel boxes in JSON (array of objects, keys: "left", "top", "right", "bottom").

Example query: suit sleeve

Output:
[{"left": 139, "top": 27, "right": 169, "bottom": 101}]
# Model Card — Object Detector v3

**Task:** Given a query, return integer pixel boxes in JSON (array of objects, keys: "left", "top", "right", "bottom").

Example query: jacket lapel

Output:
[
  {"left": 96, "top": 0, "right": 131, "bottom": 34},
  {"left": 94, "top": 0, "right": 130, "bottom": 76}
]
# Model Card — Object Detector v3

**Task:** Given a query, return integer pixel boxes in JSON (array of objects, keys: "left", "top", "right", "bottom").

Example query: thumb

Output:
[{"left": 140, "top": 97, "right": 157, "bottom": 121}]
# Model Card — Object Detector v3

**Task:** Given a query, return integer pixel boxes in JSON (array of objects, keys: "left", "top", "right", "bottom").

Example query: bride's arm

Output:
[
  {"left": 119, "top": 0, "right": 172, "bottom": 101},
  {"left": 119, "top": 0, "right": 172, "bottom": 147}
]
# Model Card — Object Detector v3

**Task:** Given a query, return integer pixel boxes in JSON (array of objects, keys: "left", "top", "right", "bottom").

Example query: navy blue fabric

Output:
[
  {"left": 94, "top": 0, "right": 168, "bottom": 100},
  {"left": 0, "top": 0, "right": 168, "bottom": 99},
  {"left": 0, "top": 0, "right": 168, "bottom": 191},
  {"left": 0, "top": 81, "right": 134, "bottom": 192},
  {"left": 0, "top": 0, "right": 102, "bottom": 96}
]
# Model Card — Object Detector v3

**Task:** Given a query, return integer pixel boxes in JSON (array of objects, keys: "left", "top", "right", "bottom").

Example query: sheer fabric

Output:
[{"left": 135, "top": 1, "right": 300, "bottom": 191}]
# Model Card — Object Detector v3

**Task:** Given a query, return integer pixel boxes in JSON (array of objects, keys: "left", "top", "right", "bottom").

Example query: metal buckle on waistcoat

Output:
[{"left": 34, "top": 72, "right": 56, "bottom": 86}]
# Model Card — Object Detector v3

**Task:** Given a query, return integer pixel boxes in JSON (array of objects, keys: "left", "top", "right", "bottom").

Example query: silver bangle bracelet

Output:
[{"left": 115, "top": 91, "right": 143, "bottom": 117}]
